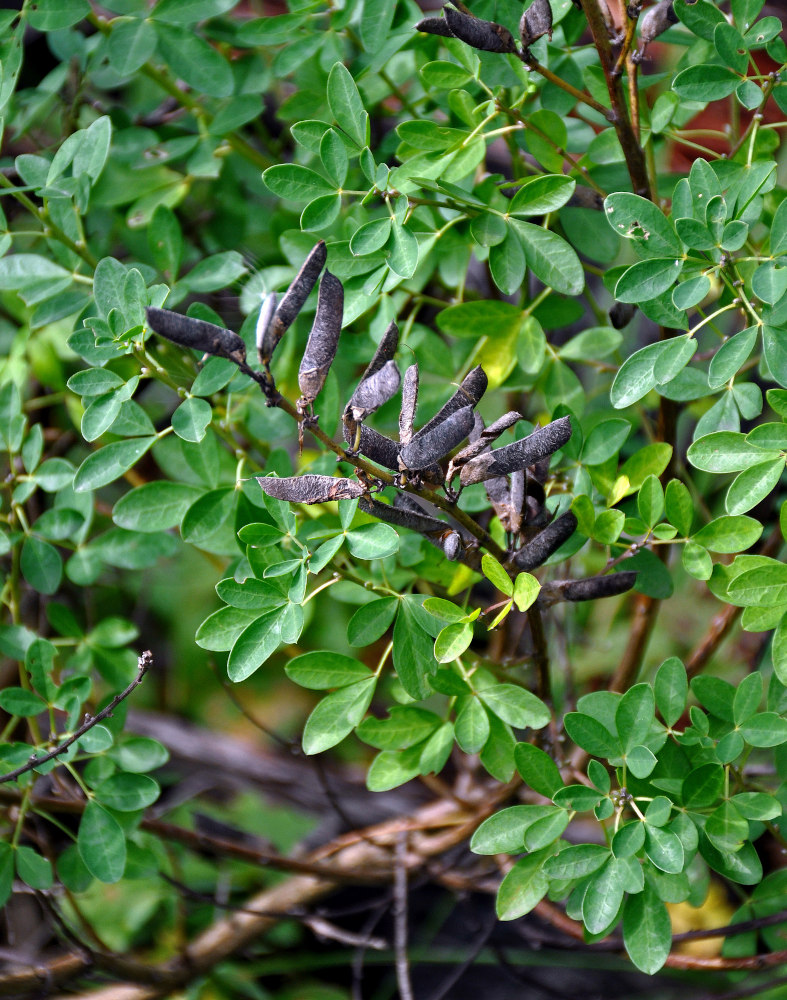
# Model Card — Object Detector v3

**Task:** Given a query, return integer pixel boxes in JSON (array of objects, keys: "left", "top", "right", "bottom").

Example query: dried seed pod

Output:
[
  {"left": 257, "top": 474, "right": 364, "bottom": 504},
  {"left": 416, "top": 366, "right": 488, "bottom": 440},
  {"left": 255, "top": 292, "right": 278, "bottom": 363},
  {"left": 444, "top": 7, "right": 517, "bottom": 52},
  {"left": 261, "top": 241, "right": 327, "bottom": 363},
  {"left": 449, "top": 411, "right": 523, "bottom": 471},
  {"left": 360, "top": 496, "right": 445, "bottom": 534},
  {"left": 459, "top": 416, "right": 572, "bottom": 486},
  {"left": 520, "top": 0, "right": 552, "bottom": 47},
  {"left": 639, "top": 0, "right": 677, "bottom": 46},
  {"left": 485, "top": 476, "right": 511, "bottom": 525},
  {"left": 508, "top": 468, "right": 525, "bottom": 535},
  {"left": 399, "top": 364, "right": 419, "bottom": 446},
  {"left": 347, "top": 360, "right": 401, "bottom": 421},
  {"left": 538, "top": 571, "right": 638, "bottom": 606},
  {"left": 610, "top": 301, "right": 636, "bottom": 329},
  {"left": 530, "top": 456, "right": 550, "bottom": 486},
  {"left": 441, "top": 530, "right": 462, "bottom": 561},
  {"left": 567, "top": 187, "right": 604, "bottom": 211},
  {"left": 399, "top": 405, "right": 475, "bottom": 471},
  {"left": 415, "top": 15, "right": 454, "bottom": 36},
  {"left": 298, "top": 271, "right": 343, "bottom": 406},
  {"left": 512, "top": 511, "right": 578, "bottom": 571},
  {"left": 146, "top": 307, "right": 247, "bottom": 364},
  {"left": 352, "top": 425, "right": 401, "bottom": 471}
]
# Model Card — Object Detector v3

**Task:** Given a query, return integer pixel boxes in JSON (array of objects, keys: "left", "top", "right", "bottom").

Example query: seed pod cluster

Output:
[
  {"left": 146, "top": 308, "right": 247, "bottom": 364},
  {"left": 259, "top": 241, "right": 327, "bottom": 364},
  {"left": 459, "top": 416, "right": 572, "bottom": 487}
]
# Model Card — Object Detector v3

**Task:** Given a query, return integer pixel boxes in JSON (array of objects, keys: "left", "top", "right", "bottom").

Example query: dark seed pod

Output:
[
  {"left": 257, "top": 474, "right": 364, "bottom": 504},
  {"left": 538, "top": 571, "right": 638, "bottom": 606},
  {"left": 459, "top": 416, "right": 572, "bottom": 486},
  {"left": 441, "top": 530, "right": 462, "bottom": 561},
  {"left": 359, "top": 321, "right": 400, "bottom": 383},
  {"left": 347, "top": 360, "right": 401, "bottom": 421},
  {"left": 639, "top": 0, "right": 677, "bottom": 46},
  {"left": 261, "top": 241, "right": 327, "bottom": 363},
  {"left": 255, "top": 292, "right": 278, "bottom": 363},
  {"left": 610, "top": 301, "right": 636, "bottom": 329},
  {"left": 485, "top": 475, "right": 510, "bottom": 524},
  {"left": 508, "top": 468, "right": 525, "bottom": 535},
  {"left": 449, "top": 410, "right": 523, "bottom": 472},
  {"left": 399, "top": 405, "right": 475, "bottom": 471},
  {"left": 567, "top": 187, "right": 604, "bottom": 211},
  {"left": 520, "top": 0, "right": 552, "bottom": 47},
  {"left": 360, "top": 496, "right": 445, "bottom": 534},
  {"left": 146, "top": 308, "right": 247, "bottom": 364},
  {"left": 512, "top": 511, "right": 578, "bottom": 571},
  {"left": 399, "top": 364, "right": 419, "bottom": 446},
  {"left": 352, "top": 425, "right": 401, "bottom": 471},
  {"left": 417, "top": 366, "right": 488, "bottom": 440},
  {"left": 415, "top": 15, "right": 454, "bottom": 36},
  {"left": 298, "top": 271, "right": 343, "bottom": 406},
  {"left": 443, "top": 7, "right": 517, "bottom": 52}
]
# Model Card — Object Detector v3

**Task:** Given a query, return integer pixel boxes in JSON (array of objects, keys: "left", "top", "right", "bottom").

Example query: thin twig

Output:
[
  {"left": 0, "top": 651, "right": 152, "bottom": 785},
  {"left": 393, "top": 831, "right": 414, "bottom": 1000}
]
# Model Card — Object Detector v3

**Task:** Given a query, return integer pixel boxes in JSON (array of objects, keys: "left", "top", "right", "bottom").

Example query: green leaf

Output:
[
  {"left": 357, "top": 706, "right": 440, "bottom": 750},
  {"left": 78, "top": 801, "right": 126, "bottom": 883},
  {"left": 612, "top": 821, "right": 645, "bottom": 858},
  {"left": 302, "top": 676, "right": 376, "bottom": 754},
  {"left": 27, "top": 0, "right": 89, "bottom": 29},
  {"left": 81, "top": 392, "right": 122, "bottom": 442},
  {"left": 509, "top": 175, "right": 576, "bottom": 216},
  {"left": 740, "top": 712, "right": 787, "bottom": 747},
  {"left": 665, "top": 479, "right": 693, "bottom": 536},
  {"left": 645, "top": 824, "right": 684, "bottom": 874},
  {"left": 471, "top": 804, "right": 557, "bottom": 854},
  {"left": 345, "top": 522, "right": 399, "bottom": 560},
  {"left": 692, "top": 515, "right": 762, "bottom": 553},
  {"left": 603, "top": 192, "right": 682, "bottom": 256},
  {"left": 285, "top": 651, "right": 372, "bottom": 690},
  {"left": 113, "top": 481, "right": 200, "bottom": 532},
  {"left": 15, "top": 846, "right": 53, "bottom": 890},
  {"left": 673, "top": 64, "right": 742, "bottom": 101},
  {"left": 94, "top": 773, "right": 160, "bottom": 811},
  {"left": 508, "top": 220, "right": 584, "bottom": 296},
  {"left": 262, "top": 163, "right": 334, "bottom": 203},
  {"left": 0, "top": 687, "right": 47, "bottom": 716},
  {"left": 420, "top": 60, "right": 473, "bottom": 90},
  {"left": 171, "top": 397, "right": 212, "bottom": 443},
  {"left": 616, "top": 684, "right": 655, "bottom": 753},
  {"left": 226, "top": 610, "right": 283, "bottom": 682},
  {"left": 773, "top": 613, "right": 787, "bottom": 685},
  {"left": 682, "top": 762, "right": 724, "bottom": 809},
  {"left": 762, "top": 325, "right": 787, "bottom": 387},
  {"left": 496, "top": 850, "right": 550, "bottom": 919},
  {"left": 637, "top": 475, "right": 664, "bottom": 527},
  {"left": 67, "top": 368, "right": 125, "bottom": 396},
  {"left": 21, "top": 536, "right": 62, "bottom": 595},
  {"left": 154, "top": 22, "right": 233, "bottom": 97},
  {"left": 623, "top": 883, "right": 671, "bottom": 974},
  {"left": 564, "top": 712, "right": 618, "bottom": 757},
  {"left": 581, "top": 419, "right": 630, "bottom": 465},
  {"left": 74, "top": 437, "right": 156, "bottom": 492},
  {"left": 455, "top": 697, "right": 490, "bottom": 754},
  {"left": 347, "top": 597, "right": 398, "bottom": 646},
  {"left": 366, "top": 747, "right": 421, "bottom": 791},
  {"left": 583, "top": 858, "right": 625, "bottom": 934},
  {"left": 610, "top": 340, "right": 669, "bottom": 408},
  {"left": 544, "top": 844, "right": 610, "bottom": 880},
  {"left": 654, "top": 657, "right": 687, "bottom": 728},
  {"left": 434, "top": 622, "right": 473, "bottom": 663},
  {"left": 559, "top": 327, "right": 622, "bottom": 362},
  {"left": 687, "top": 431, "right": 772, "bottom": 473},
  {"left": 619, "top": 443, "right": 673, "bottom": 491},
  {"left": 699, "top": 837, "right": 762, "bottom": 885},
  {"left": 489, "top": 227, "right": 526, "bottom": 295},
  {"left": 108, "top": 18, "right": 157, "bottom": 75},
  {"left": 615, "top": 258, "right": 683, "bottom": 304},
  {"left": 151, "top": 0, "right": 237, "bottom": 23},
  {"left": 181, "top": 488, "right": 236, "bottom": 545},
  {"left": 726, "top": 459, "right": 784, "bottom": 514},
  {"left": 479, "top": 685, "right": 550, "bottom": 730},
  {"left": 386, "top": 223, "right": 419, "bottom": 279},
  {"left": 513, "top": 573, "right": 540, "bottom": 612},
  {"left": 481, "top": 553, "right": 513, "bottom": 595},
  {"left": 514, "top": 742, "right": 564, "bottom": 797},
  {"left": 350, "top": 218, "right": 391, "bottom": 256},
  {"left": 553, "top": 784, "right": 604, "bottom": 811},
  {"left": 706, "top": 800, "right": 749, "bottom": 853},
  {"left": 327, "top": 62, "right": 368, "bottom": 148},
  {"left": 393, "top": 598, "right": 436, "bottom": 700}
]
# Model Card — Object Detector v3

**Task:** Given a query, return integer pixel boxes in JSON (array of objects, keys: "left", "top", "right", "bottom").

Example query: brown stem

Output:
[{"left": 518, "top": 53, "right": 612, "bottom": 120}]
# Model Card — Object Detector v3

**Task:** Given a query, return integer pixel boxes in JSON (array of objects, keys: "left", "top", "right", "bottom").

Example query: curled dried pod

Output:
[
  {"left": 609, "top": 301, "right": 636, "bottom": 329},
  {"left": 255, "top": 292, "right": 278, "bottom": 364},
  {"left": 399, "top": 405, "right": 475, "bottom": 471},
  {"left": 639, "top": 0, "right": 677, "bottom": 46},
  {"left": 520, "top": 0, "right": 552, "bottom": 48},
  {"left": 417, "top": 366, "right": 488, "bottom": 440},
  {"left": 485, "top": 475, "right": 511, "bottom": 525},
  {"left": 146, "top": 307, "right": 246, "bottom": 364},
  {"left": 449, "top": 410, "right": 523, "bottom": 473},
  {"left": 298, "top": 271, "right": 343, "bottom": 407},
  {"left": 508, "top": 468, "right": 525, "bottom": 535},
  {"left": 360, "top": 496, "right": 445, "bottom": 534},
  {"left": 257, "top": 474, "right": 364, "bottom": 504},
  {"left": 415, "top": 15, "right": 454, "bottom": 36},
  {"left": 459, "top": 416, "right": 572, "bottom": 486},
  {"left": 346, "top": 360, "right": 401, "bottom": 422},
  {"left": 261, "top": 241, "right": 327, "bottom": 364},
  {"left": 399, "top": 364, "right": 419, "bottom": 446},
  {"left": 350, "top": 424, "right": 401, "bottom": 471},
  {"left": 444, "top": 6, "right": 518, "bottom": 53},
  {"left": 538, "top": 570, "right": 638, "bottom": 606},
  {"left": 511, "top": 510, "right": 578, "bottom": 571}
]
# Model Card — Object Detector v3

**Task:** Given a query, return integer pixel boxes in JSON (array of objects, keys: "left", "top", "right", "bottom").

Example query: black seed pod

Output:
[
  {"left": 520, "top": 0, "right": 552, "bottom": 47},
  {"left": 352, "top": 425, "right": 401, "bottom": 471},
  {"left": 416, "top": 366, "right": 488, "bottom": 440},
  {"left": 255, "top": 292, "right": 278, "bottom": 363},
  {"left": 567, "top": 187, "right": 604, "bottom": 211},
  {"left": 459, "top": 416, "right": 572, "bottom": 486},
  {"left": 360, "top": 496, "right": 445, "bottom": 534},
  {"left": 399, "top": 405, "right": 475, "bottom": 471},
  {"left": 444, "top": 7, "right": 518, "bottom": 52},
  {"left": 449, "top": 410, "right": 523, "bottom": 471},
  {"left": 260, "top": 241, "right": 327, "bottom": 363},
  {"left": 298, "top": 271, "right": 343, "bottom": 406},
  {"left": 639, "top": 0, "right": 677, "bottom": 46},
  {"left": 508, "top": 468, "right": 525, "bottom": 535},
  {"left": 399, "top": 364, "right": 419, "bottom": 446},
  {"left": 347, "top": 360, "right": 401, "bottom": 421},
  {"left": 146, "top": 308, "right": 247, "bottom": 364},
  {"left": 512, "top": 511, "right": 578, "bottom": 571},
  {"left": 415, "top": 16, "right": 455, "bottom": 36},
  {"left": 257, "top": 474, "right": 364, "bottom": 504},
  {"left": 610, "top": 301, "right": 636, "bottom": 329},
  {"left": 538, "top": 571, "right": 638, "bottom": 606},
  {"left": 485, "top": 476, "right": 511, "bottom": 524}
]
